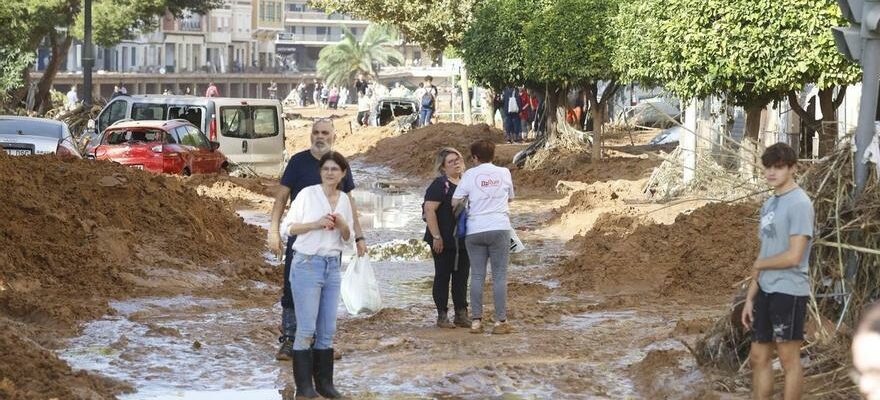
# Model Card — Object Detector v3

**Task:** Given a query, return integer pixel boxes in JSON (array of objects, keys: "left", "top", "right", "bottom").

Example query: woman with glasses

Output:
[
  {"left": 280, "top": 151, "right": 354, "bottom": 399},
  {"left": 423, "top": 147, "right": 471, "bottom": 329}
]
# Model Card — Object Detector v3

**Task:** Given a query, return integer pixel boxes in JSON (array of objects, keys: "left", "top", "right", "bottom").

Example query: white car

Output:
[{"left": 0, "top": 116, "right": 81, "bottom": 159}]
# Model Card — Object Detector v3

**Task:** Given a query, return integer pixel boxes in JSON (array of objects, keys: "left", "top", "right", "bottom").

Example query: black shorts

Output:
[{"left": 752, "top": 290, "right": 808, "bottom": 343}]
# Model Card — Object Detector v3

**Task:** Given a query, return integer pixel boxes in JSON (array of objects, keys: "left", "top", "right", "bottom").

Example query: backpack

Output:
[{"left": 421, "top": 87, "right": 436, "bottom": 109}]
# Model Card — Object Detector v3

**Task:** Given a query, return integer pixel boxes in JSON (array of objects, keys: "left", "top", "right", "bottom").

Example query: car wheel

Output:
[
  {"left": 219, "top": 162, "right": 230, "bottom": 176},
  {"left": 182, "top": 167, "right": 191, "bottom": 177}
]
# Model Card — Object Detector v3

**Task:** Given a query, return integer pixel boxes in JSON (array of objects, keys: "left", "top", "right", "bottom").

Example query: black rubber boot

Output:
[
  {"left": 292, "top": 350, "right": 319, "bottom": 398},
  {"left": 453, "top": 308, "right": 471, "bottom": 328},
  {"left": 313, "top": 348, "right": 343, "bottom": 398}
]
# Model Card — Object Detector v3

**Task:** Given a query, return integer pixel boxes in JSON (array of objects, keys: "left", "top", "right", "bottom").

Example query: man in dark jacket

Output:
[{"left": 501, "top": 86, "right": 524, "bottom": 143}]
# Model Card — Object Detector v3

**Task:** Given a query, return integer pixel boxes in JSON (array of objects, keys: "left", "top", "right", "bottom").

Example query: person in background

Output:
[
  {"left": 320, "top": 86, "right": 330, "bottom": 109},
  {"left": 424, "top": 147, "right": 471, "bottom": 329},
  {"left": 205, "top": 82, "right": 220, "bottom": 97},
  {"left": 268, "top": 81, "right": 278, "bottom": 100},
  {"left": 338, "top": 87, "right": 349, "bottom": 109},
  {"left": 419, "top": 76, "right": 439, "bottom": 127},
  {"left": 280, "top": 151, "right": 354, "bottom": 399},
  {"left": 355, "top": 74, "right": 368, "bottom": 96},
  {"left": 741, "top": 142, "right": 814, "bottom": 400},
  {"left": 111, "top": 85, "right": 122, "bottom": 99},
  {"left": 452, "top": 140, "right": 515, "bottom": 335},
  {"left": 119, "top": 84, "right": 128, "bottom": 96},
  {"left": 328, "top": 87, "right": 339, "bottom": 109},
  {"left": 297, "top": 82, "right": 307, "bottom": 107},
  {"left": 501, "top": 86, "right": 523, "bottom": 144},
  {"left": 518, "top": 88, "right": 531, "bottom": 142},
  {"left": 357, "top": 89, "right": 372, "bottom": 127},
  {"left": 66, "top": 85, "right": 79, "bottom": 110},
  {"left": 184, "top": 86, "right": 192, "bottom": 96},
  {"left": 313, "top": 80, "right": 322, "bottom": 108},
  {"left": 854, "top": 302, "right": 880, "bottom": 400}
]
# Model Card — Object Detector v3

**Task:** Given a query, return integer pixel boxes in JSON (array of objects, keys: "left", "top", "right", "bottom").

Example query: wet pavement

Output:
[{"left": 57, "top": 162, "right": 740, "bottom": 399}]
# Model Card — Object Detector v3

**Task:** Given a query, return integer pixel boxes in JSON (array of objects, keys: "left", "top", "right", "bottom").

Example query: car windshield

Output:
[
  {"left": 0, "top": 119, "right": 63, "bottom": 139},
  {"left": 104, "top": 128, "right": 164, "bottom": 145}
]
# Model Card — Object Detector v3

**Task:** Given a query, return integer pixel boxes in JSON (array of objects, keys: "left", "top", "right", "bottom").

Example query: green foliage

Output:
[
  {"left": 317, "top": 24, "right": 404, "bottom": 87},
  {"left": 460, "top": 0, "right": 536, "bottom": 90},
  {"left": 311, "top": 0, "right": 477, "bottom": 55},
  {"left": 523, "top": 0, "right": 618, "bottom": 88},
  {"left": 0, "top": 48, "right": 35, "bottom": 95},
  {"left": 614, "top": 0, "right": 860, "bottom": 107}
]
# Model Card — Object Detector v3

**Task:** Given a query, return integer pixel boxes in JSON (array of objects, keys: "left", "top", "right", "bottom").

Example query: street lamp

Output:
[{"left": 82, "top": 0, "right": 94, "bottom": 107}]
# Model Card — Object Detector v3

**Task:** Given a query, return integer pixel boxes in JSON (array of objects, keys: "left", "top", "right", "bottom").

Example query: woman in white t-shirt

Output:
[
  {"left": 452, "top": 139, "right": 515, "bottom": 335},
  {"left": 279, "top": 151, "right": 353, "bottom": 399}
]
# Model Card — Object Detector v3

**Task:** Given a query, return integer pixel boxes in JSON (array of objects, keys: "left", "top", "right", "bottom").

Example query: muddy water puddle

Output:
[{"left": 58, "top": 165, "right": 726, "bottom": 399}]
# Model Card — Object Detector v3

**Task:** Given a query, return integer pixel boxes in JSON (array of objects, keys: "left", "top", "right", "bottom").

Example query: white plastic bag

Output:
[
  {"left": 341, "top": 256, "right": 382, "bottom": 315},
  {"left": 510, "top": 229, "right": 525, "bottom": 254}
]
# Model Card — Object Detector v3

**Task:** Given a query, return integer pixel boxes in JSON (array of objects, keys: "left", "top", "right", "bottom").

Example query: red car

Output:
[{"left": 91, "top": 119, "right": 228, "bottom": 175}]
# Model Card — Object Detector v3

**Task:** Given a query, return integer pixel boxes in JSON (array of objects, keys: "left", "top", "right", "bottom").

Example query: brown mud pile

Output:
[
  {"left": 182, "top": 175, "right": 280, "bottom": 212},
  {"left": 557, "top": 202, "right": 759, "bottom": 298},
  {"left": 363, "top": 123, "right": 505, "bottom": 177},
  {"left": 0, "top": 154, "right": 273, "bottom": 399},
  {"left": 515, "top": 147, "right": 661, "bottom": 195},
  {"left": 284, "top": 116, "right": 397, "bottom": 157}
]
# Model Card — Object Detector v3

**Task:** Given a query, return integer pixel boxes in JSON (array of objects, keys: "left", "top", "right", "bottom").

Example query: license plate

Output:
[
  {"left": 130, "top": 165, "right": 144, "bottom": 170},
  {"left": 4, "top": 148, "right": 33, "bottom": 156}
]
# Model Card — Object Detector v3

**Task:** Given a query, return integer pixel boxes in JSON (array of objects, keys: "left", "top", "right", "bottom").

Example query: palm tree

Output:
[{"left": 317, "top": 24, "right": 404, "bottom": 88}]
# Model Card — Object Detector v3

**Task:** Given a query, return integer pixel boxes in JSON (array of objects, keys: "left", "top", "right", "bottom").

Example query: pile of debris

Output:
[
  {"left": 644, "top": 146, "right": 764, "bottom": 201},
  {"left": 696, "top": 147, "right": 879, "bottom": 398}
]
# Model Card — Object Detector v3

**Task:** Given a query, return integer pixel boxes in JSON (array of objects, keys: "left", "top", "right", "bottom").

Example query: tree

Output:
[
  {"left": 460, "top": 0, "right": 535, "bottom": 126},
  {"left": 312, "top": 0, "right": 479, "bottom": 123},
  {"left": 614, "top": 0, "right": 860, "bottom": 143},
  {"left": 316, "top": 25, "right": 404, "bottom": 87},
  {"left": 522, "top": 0, "right": 620, "bottom": 159},
  {"left": 5, "top": 0, "right": 221, "bottom": 112},
  {"left": 311, "top": 0, "right": 477, "bottom": 57}
]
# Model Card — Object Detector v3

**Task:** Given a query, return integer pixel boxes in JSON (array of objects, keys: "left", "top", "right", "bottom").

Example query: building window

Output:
[{"left": 316, "top": 26, "right": 327, "bottom": 35}]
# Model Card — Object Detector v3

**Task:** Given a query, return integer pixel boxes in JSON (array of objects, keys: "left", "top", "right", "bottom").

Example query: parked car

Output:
[
  {"left": 376, "top": 96, "right": 419, "bottom": 127},
  {"left": 91, "top": 95, "right": 284, "bottom": 176},
  {"left": 0, "top": 116, "right": 81, "bottom": 159},
  {"left": 90, "top": 119, "right": 227, "bottom": 175}
]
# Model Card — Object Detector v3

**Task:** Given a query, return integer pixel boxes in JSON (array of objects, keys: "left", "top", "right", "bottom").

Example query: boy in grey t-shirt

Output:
[{"left": 741, "top": 142, "right": 814, "bottom": 400}]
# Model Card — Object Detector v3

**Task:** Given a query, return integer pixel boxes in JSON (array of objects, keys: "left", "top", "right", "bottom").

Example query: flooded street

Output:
[{"left": 55, "top": 162, "right": 747, "bottom": 399}]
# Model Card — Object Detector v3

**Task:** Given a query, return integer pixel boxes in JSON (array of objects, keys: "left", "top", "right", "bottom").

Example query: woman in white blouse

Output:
[{"left": 280, "top": 151, "right": 354, "bottom": 399}]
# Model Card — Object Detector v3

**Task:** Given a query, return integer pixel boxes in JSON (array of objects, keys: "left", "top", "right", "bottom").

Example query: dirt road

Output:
[{"left": 1, "top": 118, "right": 759, "bottom": 399}]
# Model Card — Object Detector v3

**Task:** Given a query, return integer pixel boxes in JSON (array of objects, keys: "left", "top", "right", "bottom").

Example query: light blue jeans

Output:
[{"left": 290, "top": 253, "right": 342, "bottom": 351}]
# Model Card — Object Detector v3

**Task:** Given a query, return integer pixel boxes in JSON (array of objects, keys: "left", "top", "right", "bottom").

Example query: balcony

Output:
[
  {"left": 285, "top": 11, "right": 368, "bottom": 25},
  {"left": 276, "top": 32, "right": 342, "bottom": 44}
]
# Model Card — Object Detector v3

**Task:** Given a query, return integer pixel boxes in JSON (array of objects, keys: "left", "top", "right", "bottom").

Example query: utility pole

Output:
[
  {"left": 833, "top": 0, "right": 880, "bottom": 198},
  {"left": 832, "top": 0, "right": 880, "bottom": 285},
  {"left": 82, "top": 0, "right": 94, "bottom": 107}
]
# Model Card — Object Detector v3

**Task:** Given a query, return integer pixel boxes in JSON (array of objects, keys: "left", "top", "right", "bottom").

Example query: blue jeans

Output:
[
  {"left": 420, "top": 108, "right": 434, "bottom": 126},
  {"left": 290, "top": 253, "right": 342, "bottom": 351},
  {"left": 504, "top": 113, "right": 521, "bottom": 141}
]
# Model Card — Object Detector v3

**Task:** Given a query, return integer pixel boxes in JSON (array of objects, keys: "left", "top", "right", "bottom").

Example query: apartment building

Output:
[
  {"left": 276, "top": 0, "right": 425, "bottom": 72},
  {"left": 48, "top": 0, "right": 282, "bottom": 75}
]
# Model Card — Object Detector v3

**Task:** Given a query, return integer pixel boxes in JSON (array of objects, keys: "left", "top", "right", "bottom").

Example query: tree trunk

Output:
[
  {"left": 744, "top": 103, "right": 766, "bottom": 142},
  {"left": 817, "top": 87, "right": 841, "bottom": 155},
  {"left": 461, "top": 68, "right": 472, "bottom": 124},
  {"left": 483, "top": 88, "right": 496, "bottom": 127},
  {"left": 590, "top": 102, "right": 604, "bottom": 161},
  {"left": 35, "top": 33, "right": 73, "bottom": 115},
  {"left": 545, "top": 86, "right": 562, "bottom": 141}
]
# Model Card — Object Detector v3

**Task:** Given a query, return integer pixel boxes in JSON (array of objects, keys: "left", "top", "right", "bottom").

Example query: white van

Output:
[{"left": 93, "top": 95, "right": 286, "bottom": 176}]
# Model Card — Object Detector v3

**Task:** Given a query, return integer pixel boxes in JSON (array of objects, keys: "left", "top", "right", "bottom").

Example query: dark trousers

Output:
[
  {"left": 281, "top": 235, "right": 297, "bottom": 338},
  {"left": 432, "top": 244, "right": 470, "bottom": 314}
]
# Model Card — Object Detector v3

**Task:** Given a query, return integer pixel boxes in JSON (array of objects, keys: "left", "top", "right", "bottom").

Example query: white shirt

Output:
[
  {"left": 452, "top": 163, "right": 514, "bottom": 235},
  {"left": 357, "top": 96, "right": 371, "bottom": 112},
  {"left": 280, "top": 185, "right": 354, "bottom": 257}
]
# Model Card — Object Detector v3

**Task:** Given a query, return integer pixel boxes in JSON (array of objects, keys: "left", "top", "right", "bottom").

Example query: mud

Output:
[
  {"left": 0, "top": 153, "right": 274, "bottom": 399},
  {"left": 1, "top": 120, "right": 759, "bottom": 399},
  {"left": 362, "top": 123, "right": 506, "bottom": 177},
  {"left": 556, "top": 202, "right": 759, "bottom": 298}
]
